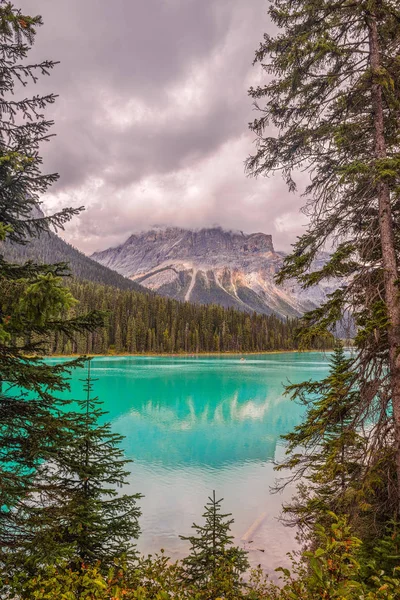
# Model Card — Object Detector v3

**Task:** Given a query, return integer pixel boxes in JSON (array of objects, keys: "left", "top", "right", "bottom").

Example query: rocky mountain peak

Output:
[
  {"left": 91, "top": 226, "right": 333, "bottom": 318},
  {"left": 110, "top": 226, "right": 274, "bottom": 260}
]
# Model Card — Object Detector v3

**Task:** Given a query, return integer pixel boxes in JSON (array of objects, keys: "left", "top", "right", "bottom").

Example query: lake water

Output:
[{"left": 50, "top": 352, "right": 332, "bottom": 572}]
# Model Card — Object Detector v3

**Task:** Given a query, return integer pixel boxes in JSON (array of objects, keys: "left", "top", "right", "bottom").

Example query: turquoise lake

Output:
[{"left": 48, "top": 352, "right": 333, "bottom": 571}]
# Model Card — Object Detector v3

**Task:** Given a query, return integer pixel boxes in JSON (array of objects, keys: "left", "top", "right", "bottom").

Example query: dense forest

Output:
[
  {"left": 1, "top": 233, "right": 333, "bottom": 355},
  {"left": 49, "top": 280, "right": 328, "bottom": 355}
]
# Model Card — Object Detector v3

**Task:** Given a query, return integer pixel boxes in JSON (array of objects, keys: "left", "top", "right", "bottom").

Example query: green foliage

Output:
[
  {"left": 246, "top": 0, "right": 400, "bottom": 569},
  {"left": 0, "top": 0, "right": 103, "bottom": 583},
  {"left": 41, "top": 279, "right": 333, "bottom": 355},
  {"left": 7, "top": 362, "right": 142, "bottom": 576},
  {"left": 254, "top": 515, "right": 400, "bottom": 600},
  {"left": 276, "top": 346, "right": 369, "bottom": 536},
  {"left": 0, "top": 5, "right": 81, "bottom": 243},
  {"left": 6, "top": 555, "right": 185, "bottom": 600},
  {"left": 0, "top": 222, "right": 13, "bottom": 242},
  {"left": 18, "top": 273, "right": 78, "bottom": 326},
  {"left": 6, "top": 514, "right": 400, "bottom": 599},
  {"left": 180, "top": 491, "right": 249, "bottom": 597},
  {"left": 246, "top": 0, "right": 400, "bottom": 381},
  {"left": 366, "top": 521, "right": 400, "bottom": 579}
]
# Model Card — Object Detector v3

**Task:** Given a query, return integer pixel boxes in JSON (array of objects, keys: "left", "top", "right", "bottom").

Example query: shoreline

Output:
[{"left": 48, "top": 349, "right": 334, "bottom": 359}]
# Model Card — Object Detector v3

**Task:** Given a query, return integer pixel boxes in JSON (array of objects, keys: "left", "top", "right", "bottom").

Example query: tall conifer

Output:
[
  {"left": 0, "top": 1, "right": 102, "bottom": 574},
  {"left": 7, "top": 361, "right": 141, "bottom": 576},
  {"left": 276, "top": 346, "right": 367, "bottom": 541},
  {"left": 247, "top": 0, "right": 400, "bottom": 507}
]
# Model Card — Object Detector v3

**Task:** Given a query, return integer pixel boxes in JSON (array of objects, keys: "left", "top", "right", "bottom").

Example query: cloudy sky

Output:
[{"left": 19, "top": 0, "right": 307, "bottom": 254}]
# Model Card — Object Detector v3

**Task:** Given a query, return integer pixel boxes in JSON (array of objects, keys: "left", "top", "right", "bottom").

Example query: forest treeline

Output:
[
  {"left": 1, "top": 234, "right": 333, "bottom": 355},
  {"left": 52, "top": 280, "right": 330, "bottom": 355}
]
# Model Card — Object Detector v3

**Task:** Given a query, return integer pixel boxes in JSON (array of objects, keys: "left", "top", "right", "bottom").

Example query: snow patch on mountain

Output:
[{"left": 91, "top": 226, "right": 335, "bottom": 318}]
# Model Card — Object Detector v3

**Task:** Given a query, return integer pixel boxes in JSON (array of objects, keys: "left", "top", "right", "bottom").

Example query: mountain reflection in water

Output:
[{"left": 50, "top": 353, "right": 332, "bottom": 572}]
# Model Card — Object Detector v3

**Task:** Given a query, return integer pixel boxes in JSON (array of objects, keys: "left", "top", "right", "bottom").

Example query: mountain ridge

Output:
[
  {"left": 1, "top": 231, "right": 145, "bottom": 292},
  {"left": 91, "top": 226, "right": 335, "bottom": 318}
]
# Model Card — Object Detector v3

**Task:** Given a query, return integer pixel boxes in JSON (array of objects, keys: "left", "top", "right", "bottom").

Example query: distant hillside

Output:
[
  {"left": 1, "top": 231, "right": 144, "bottom": 291},
  {"left": 1, "top": 229, "right": 334, "bottom": 354}
]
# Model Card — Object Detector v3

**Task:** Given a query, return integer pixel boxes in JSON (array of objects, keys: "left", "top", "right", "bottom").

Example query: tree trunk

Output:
[{"left": 369, "top": 10, "right": 400, "bottom": 504}]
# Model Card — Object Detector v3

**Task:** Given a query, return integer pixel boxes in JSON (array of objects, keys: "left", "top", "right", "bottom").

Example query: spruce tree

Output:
[
  {"left": 0, "top": 1, "right": 102, "bottom": 576},
  {"left": 275, "top": 346, "right": 367, "bottom": 541},
  {"left": 247, "top": 0, "right": 400, "bottom": 508},
  {"left": 9, "top": 361, "right": 142, "bottom": 575},
  {"left": 180, "top": 491, "right": 249, "bottom": 598},
  {"left": 67, "top": 361, "right": 141, "bottom": 567}
]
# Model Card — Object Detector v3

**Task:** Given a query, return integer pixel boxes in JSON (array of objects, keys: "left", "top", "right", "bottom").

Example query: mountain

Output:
[
  {"left": 2, "top": 224, "right": 331, "bottom": 354},
  {"left": 1, "top": 231, "right": 145, "bottom": 291},
  {"left": 91, "top": 226, "right": 336, "bottom": 318}
]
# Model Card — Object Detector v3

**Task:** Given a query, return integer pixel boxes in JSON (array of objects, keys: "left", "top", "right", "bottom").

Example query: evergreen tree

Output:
[
  {"left": 180, "top": 491, "right": 249, "bottom": 597},
  {"left": 276, "top": 346, "right": 367, "bottom": 541},
  {"left": 10, "top": 361, "right": 141, "bottom": 575},
  {"left": 0, "top": 1, "right": 102, "bottom": 575},
  {"left": 44, "top": 279, "right": 331, "bottom": 355},
  {"left": 247, "top": 0, "right": 400, "bottom": 507},
  {"left": 370, "top": 520, "right": 400, "bottom": 577},
  {"left": 115, "top": 322, "right": 123, "bottom": 353}
]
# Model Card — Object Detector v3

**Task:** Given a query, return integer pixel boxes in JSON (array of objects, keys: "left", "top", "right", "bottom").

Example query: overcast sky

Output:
[{"left": 18, "top": 0, "right": 307, "bottom": 254}]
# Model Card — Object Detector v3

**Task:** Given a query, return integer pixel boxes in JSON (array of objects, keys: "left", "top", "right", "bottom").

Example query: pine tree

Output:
[
  {"left": 115, "top": 323, "right": 123, "bottom": 353},
  {"left": 0, "top": 1, "right": 102, "bottom": 576},
  {"left": 247, "top": 0, "right": 400, "bottom": 507},
  {"left": 25, "top": 277, "right": 332, "bottom": 356},
  {"left": 180, "top": 491, "right": 249, "bottom": 597},
  {"left": 371, "top": 520, "right": 400, "bottom": 576},
  {"left": 10, "top": 361, "right": 142, "bottom": 575},
  {"left": 275, "top": 346, "right": 367, "bottom": 541}
]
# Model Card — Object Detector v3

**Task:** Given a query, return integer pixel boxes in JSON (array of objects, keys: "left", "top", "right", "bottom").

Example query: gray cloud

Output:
[{"left": 18, "top": 0, "right": 306, "bottom": 254}]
